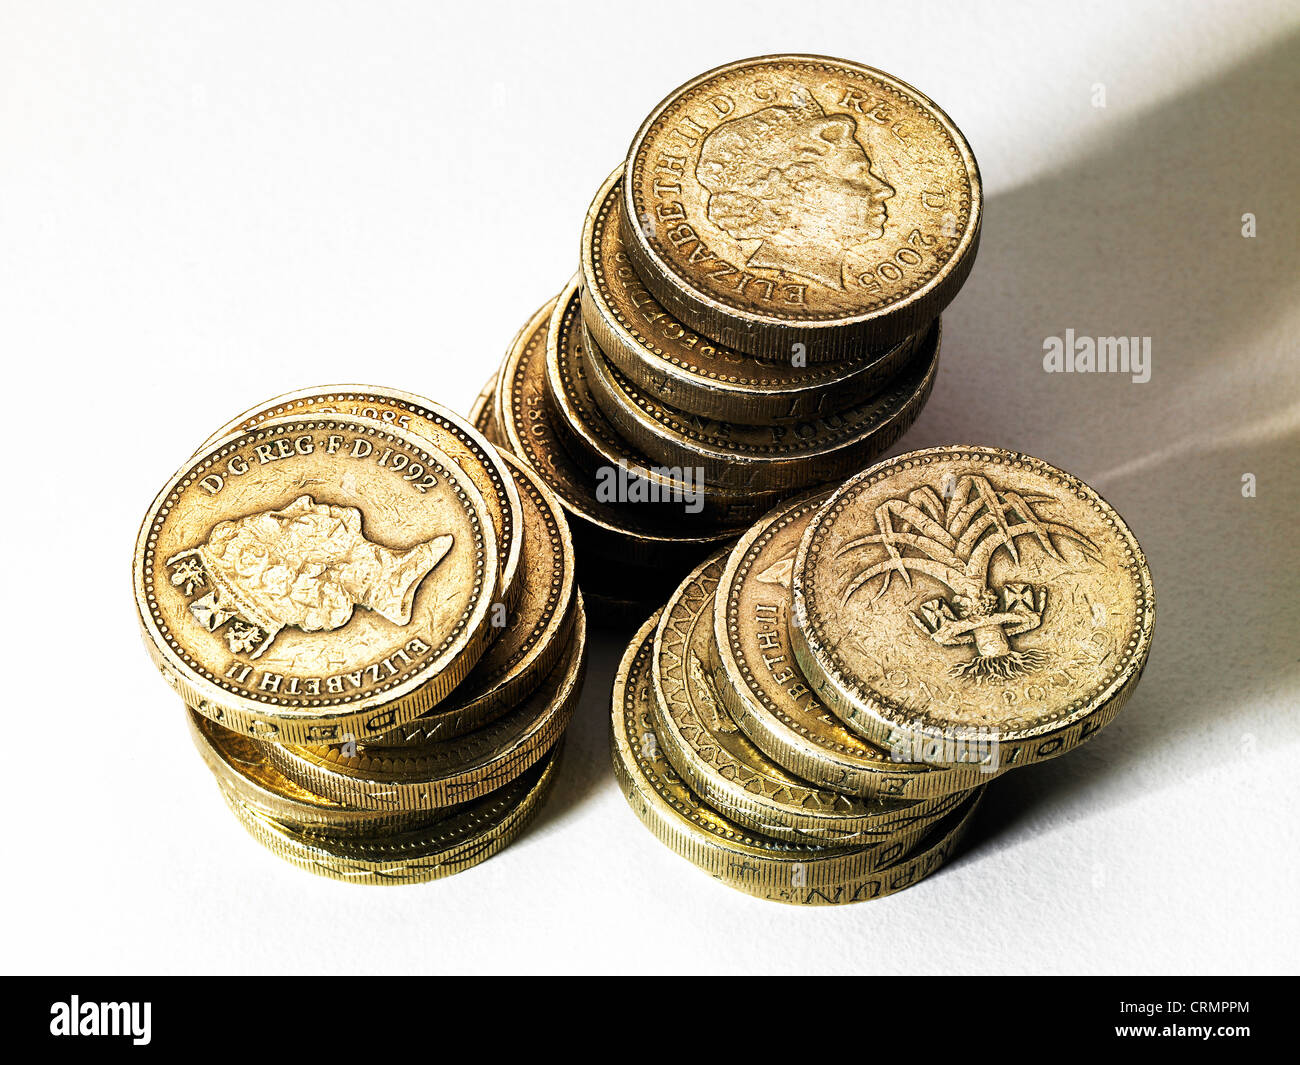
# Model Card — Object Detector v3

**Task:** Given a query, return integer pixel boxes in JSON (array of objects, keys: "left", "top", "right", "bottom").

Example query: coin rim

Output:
[
  {"left": 262, "top": 601, "right": 586, "bottom": 810},
  {"left": 650, "top": 552, "right": 964, "bottom": 841},
  {"left": 581, "top": 165, "right": 915, "bottom": 423},
  {"left": 196, "top": 384, "right": 524, "bottom": 614},
  {"left": 135, "top": 414, "right": 499, "bottom": 744},
  {"left": 790, "top": 445, "right": 1157, "bottom": 757},
  {"left": 621, "top": 53, "right": 982, "bottom": 359}
]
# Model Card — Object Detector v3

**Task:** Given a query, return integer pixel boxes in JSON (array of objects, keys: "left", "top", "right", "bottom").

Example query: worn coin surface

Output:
[
  {"left": 497, "top": 295, "right": 739, "bottom": 568},
  {"left": 186, "top": 708, "right": 434, "bottom": 836},
  {"left": 792, "top": 447, "right": 1156, "bottom": 767},
  {"left": 716, "top": 489, "right": 997, "bottom": 798},
  {"left": 613, "top": 614, "right": 984, "bottom": 905},
  {"left": 582, "top": 166, "right": 917, "bottom": 424},
  {"left": 264, "top": 603, "right": 585, "bottom": 809},
  {"left": 221, "top": 743, "right": 562, "bottom": 885},
  {"left": 468, "top": 372, "right": 500, "bottom": 442},
  {"left": 135, "top": 415, "right": 499, "bottom": 745},
  {"left": 651, "top": 553, "right": 966, "bottom": 841},
  {"left": 623, "top": 54, "right": 981, "bottom": 360},
  {"left": 200, "top": 385, "right": 523, "bottom": 614},
  {"left": 367, "top": 452, "right": 577, "bottom": 746},
  {"left": 584, "top": 316, "right": 938, "bottom": 492},
  {"left": 548, "top": 276, "right": 782, "bottom": 519}
]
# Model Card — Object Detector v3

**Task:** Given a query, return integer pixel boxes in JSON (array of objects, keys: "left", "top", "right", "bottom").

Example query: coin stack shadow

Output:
[
  {"left": 136, "top": 390, "right": 585, "bottom": 885},
  {"left": 609, "top": 450, "right": 1154, "bottom": 904},
  {"left": 471, "top": 56, "right": 980, "bottom": 626}
]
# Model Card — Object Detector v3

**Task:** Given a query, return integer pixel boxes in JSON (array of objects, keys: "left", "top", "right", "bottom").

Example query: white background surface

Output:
[{"left": 2, "top": 1, "right": 1297, "bottom": 975}]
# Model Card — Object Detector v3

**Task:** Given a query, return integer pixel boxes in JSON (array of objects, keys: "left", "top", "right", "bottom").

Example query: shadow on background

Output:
[
  {"left": 942, "top": 31, "right": 1300, "bottom": 852},
  {"left": 536, "top": 32, "right": 1300, "bottom": 852}
]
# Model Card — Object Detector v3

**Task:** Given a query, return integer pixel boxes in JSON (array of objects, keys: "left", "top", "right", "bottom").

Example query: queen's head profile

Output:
[{"left": 696, "top": 95, "right": 894, "bottom": 290}]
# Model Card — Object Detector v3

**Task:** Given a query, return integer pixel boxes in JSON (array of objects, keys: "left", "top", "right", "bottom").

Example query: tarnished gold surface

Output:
[
  {"left": 548, "top": 276, "right": 781, "bottom": 520},
  {"left": 716, "top": 489, "right": 997, "bottom": 798},
  {"left": 581, "top": 166, "right": 916, "bottom": 424},
  {"left": 135, "top": 415, "right": 499, "bottom": 745},
  {"left": 468, "top": 372, "right": 499, "bottom": 440},
  {"left": 651, "top": 553, "right": 968, "bottom": 841},
  {"left": 496, "top": 294, "right": 737, "bottom": 569},
  {"left": 612, "top": 613, "right": 984, "bottom": 904},
  {"left": 221, "top": 743, "right": 562, "bottom": 885},
  {"left": 623, "top": 55, "right": 980, "bottom": 359},
  {"left": 264, "top": 602, "right": 585, "bottom": 809},
  {"left": 199, "top": 385, "right": 524, "bottom": 615},
  {"left": 367, "top": 452, "right": 577, "bottom": 745},
  {"left": 583, "top": 316, "right": 939, "bottom": 492},
  {"left": 792, "top": 447, "right": 1155, "bottom": 766},
  {"left": 186, "top": 708, "right": 437, "bottom": 837}
]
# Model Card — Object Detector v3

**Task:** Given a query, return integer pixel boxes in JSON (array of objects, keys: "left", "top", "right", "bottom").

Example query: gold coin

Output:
[
  {"left": 792, "top": 446, "right": 1156, "bottom": 767},
  {"left": 582, "top": 166, "right": 918, "bottom": 424},
  {"left": 220, "top": 742, "right": 562, "bottom": 885},
  {"left": 186, "top": 708, "right": 434, "bottom": 836},
  {"left": 716, "top": 488, "right": 997, "bottom": 798},
  {"left": 468, "top": 372, "right": 500, "bottom": 442},
  {"left": 263, "top": 601, "right": 586, "bottom": 809},
  {"left": 613, "top": 613, "right": 984, "bottom": 904},
  {"left": 548, "top": 276, "right": 782, "bottom": 521},
  {"left": 622, "top": 55, "right": 981, "bottom": 360},
  {"left": 651, "top": 552, "right": 969, "bottom": 842},
  {"left": 496, "top": 294, "right": 738, "bottom": 569},
  {"left": 135, "top": 415, "right": 499, "bottom": 745},
  {"left": 584, "top": 316, "right": 939, "bottom": 492},
  {"left": 199, "top": 385, "right": 524, "bottom": 614},
  {"left": 366, "top": 451, "right": 577, "bottom": 745}
]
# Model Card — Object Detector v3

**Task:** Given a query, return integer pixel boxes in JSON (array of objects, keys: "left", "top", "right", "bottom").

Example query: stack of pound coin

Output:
[
  {"left": 133, "top": 386, "right": 585, "bottom": 884},
  {"left": 471, "top": 54, "right": 981, "bottom": 624},
  {"left": 610, "top": 446, "right": 1154, "bottom": 903}
]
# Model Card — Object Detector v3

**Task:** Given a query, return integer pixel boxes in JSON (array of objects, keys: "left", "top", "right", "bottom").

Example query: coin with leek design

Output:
[
  {"left": 715, "top": 488, "right": 998, "bottom": 798},
  {"left": 792, "top": 447, "right": 1155, "bottom": 768},
  {"left": 651, "top": 552, "right": 968, "bottom": 841}
]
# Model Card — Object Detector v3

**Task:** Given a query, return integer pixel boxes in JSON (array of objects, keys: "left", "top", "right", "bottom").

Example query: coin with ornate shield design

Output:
[
  {"left": 622, "top": 55, "right": 980, "bottom": 360},
  {"left": 612, "top": 614, "right": 985, "bottom": 904},
  {"left": 791, "top": 447, "right": 1155, "bottom": 768},
  {"left": 199, "top": 385, "right": 524, "bottom": 614},
  {"left": 651, "top": 553, "right": 967, "bottom": 841},
  {"left": 135, "top": 414, "right": 499, "bottom": 745}
]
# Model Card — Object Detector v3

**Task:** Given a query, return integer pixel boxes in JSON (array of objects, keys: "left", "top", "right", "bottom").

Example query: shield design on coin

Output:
[{"left": 165, "top": 495, "right": 453, "bottom": 659}]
